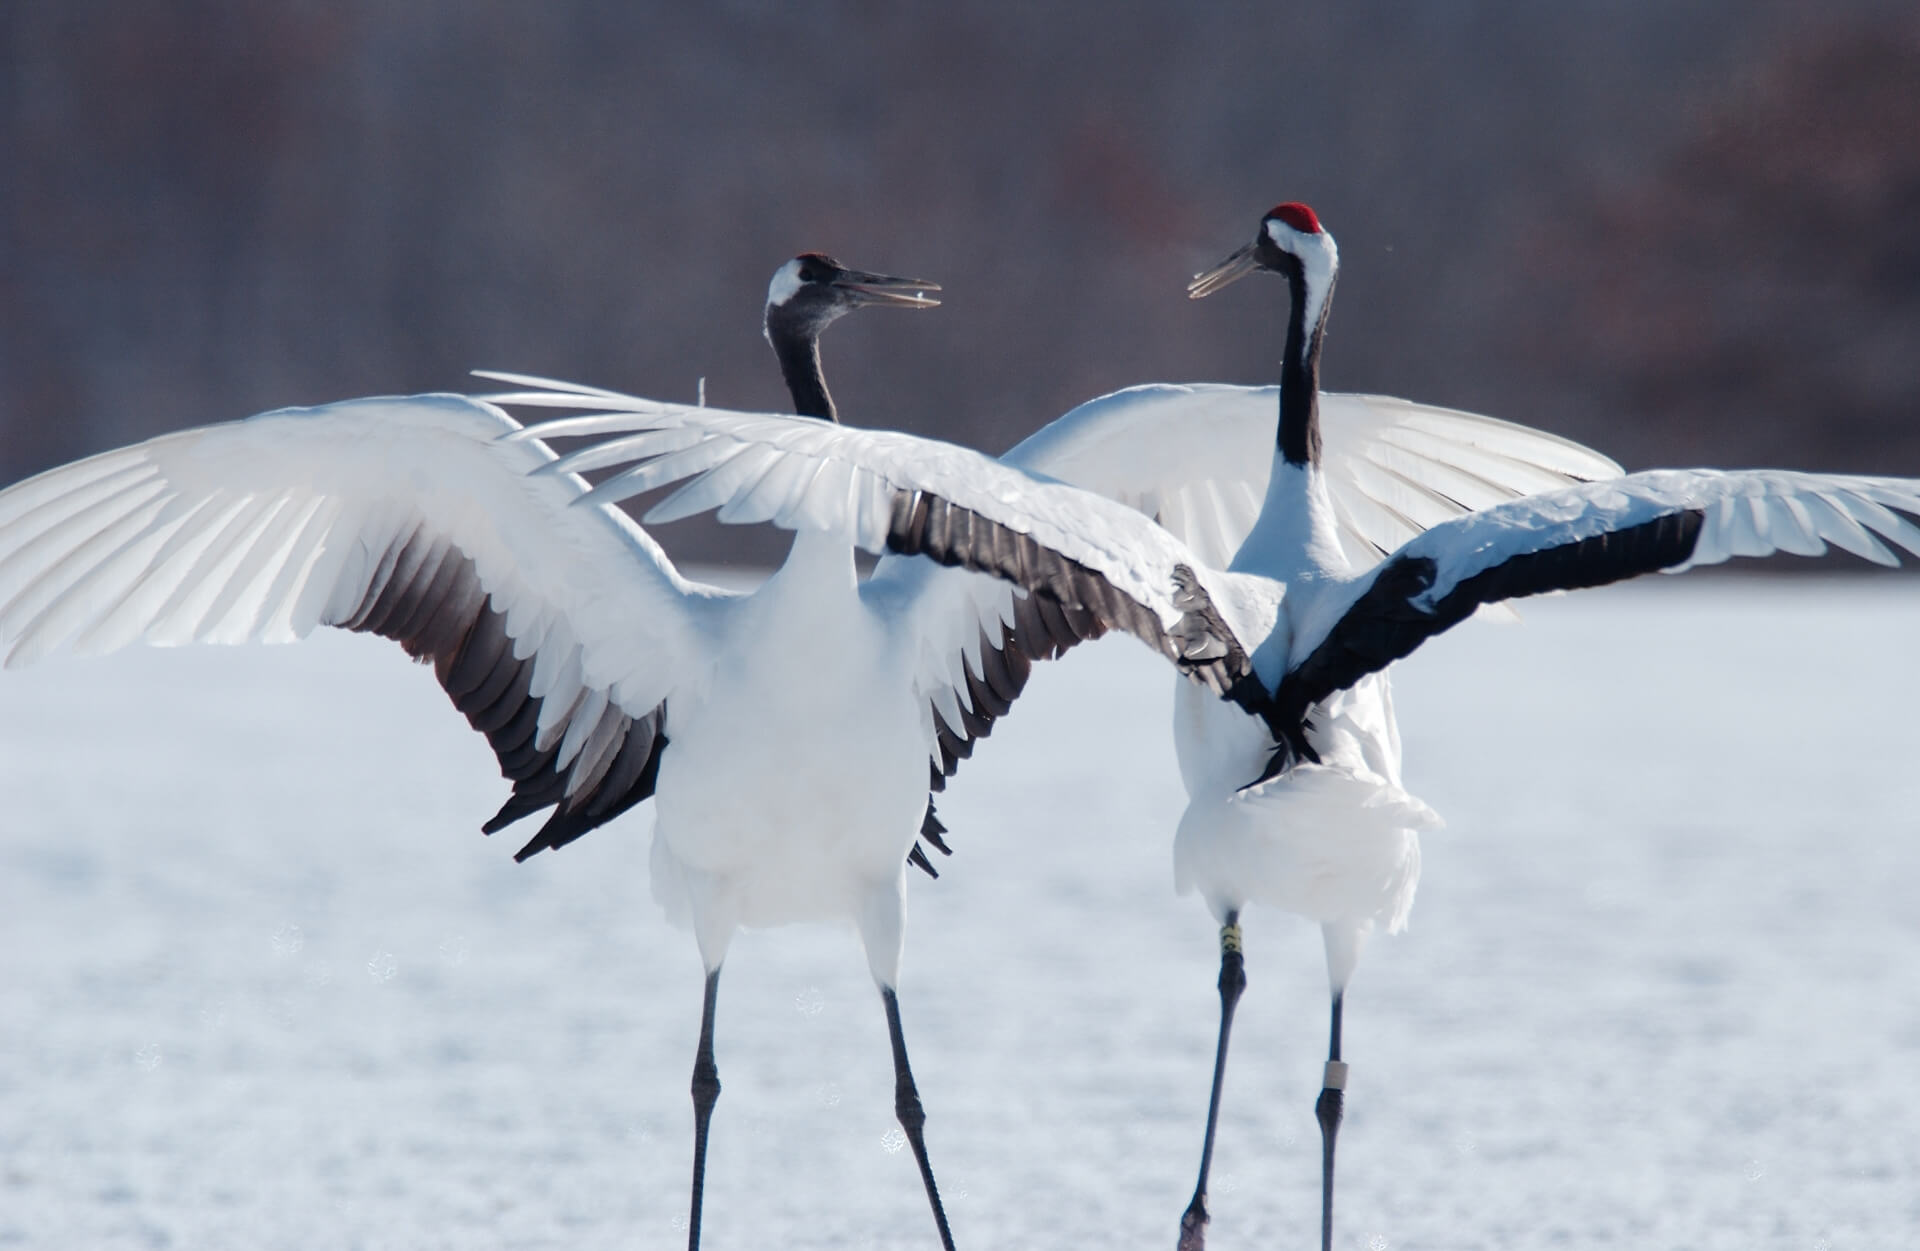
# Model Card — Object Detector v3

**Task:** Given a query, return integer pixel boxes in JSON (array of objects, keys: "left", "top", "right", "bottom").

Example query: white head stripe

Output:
[
  {"left": 1267, "top": 219, "right": 1339, "bottom": 335},
  {"left": 766, "top": 258, "right": 806, "bottom": 310}
]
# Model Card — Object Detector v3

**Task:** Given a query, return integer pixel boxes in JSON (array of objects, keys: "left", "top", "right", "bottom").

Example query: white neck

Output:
[{"left": 1229, "top": 457, "right": 1348, "bottom": 581}]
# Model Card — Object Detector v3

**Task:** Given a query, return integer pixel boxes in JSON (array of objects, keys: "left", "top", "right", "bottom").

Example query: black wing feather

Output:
[
  {"left": 885, "top": 489, "right": 1260, "bottom": 712},
  {"left": 1256, "top": 508, "right": 1705, "bottom": 779},
  {"left": 330, "top": 529, "right": 668, "bottom": 860}
]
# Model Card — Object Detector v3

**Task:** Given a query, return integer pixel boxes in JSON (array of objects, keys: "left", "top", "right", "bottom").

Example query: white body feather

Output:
[{"left": 649, "top": 529, "right": 930, "bottom": 975}]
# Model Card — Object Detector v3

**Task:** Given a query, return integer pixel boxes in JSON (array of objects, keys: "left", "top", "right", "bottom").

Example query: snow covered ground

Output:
[{"left": 2, "top": 576, "right": 1917, "bottom": 1250}]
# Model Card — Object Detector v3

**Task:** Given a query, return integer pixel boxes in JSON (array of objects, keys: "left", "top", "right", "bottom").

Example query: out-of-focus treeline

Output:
[{"left": 3, "top": 2, "right": 1916, "bottom": 563}]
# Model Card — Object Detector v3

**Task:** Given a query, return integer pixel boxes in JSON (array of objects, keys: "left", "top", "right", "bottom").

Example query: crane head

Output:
[
  {"left": 1188, "top": 202, "right": 1340, "bottom": 301},
  {"left": 764, "top": 253, "right": 941, "bottom": 346}
]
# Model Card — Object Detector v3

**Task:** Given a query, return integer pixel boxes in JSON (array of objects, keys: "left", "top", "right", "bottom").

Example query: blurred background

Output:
[{"left": 4, "top": 1, "right": 1917, "bottom": 564}]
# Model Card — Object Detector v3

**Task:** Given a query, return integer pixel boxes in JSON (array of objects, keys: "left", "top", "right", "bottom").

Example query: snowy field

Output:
[{"left": 2, "top": 576, "right": 1918, "bottom": 1250}]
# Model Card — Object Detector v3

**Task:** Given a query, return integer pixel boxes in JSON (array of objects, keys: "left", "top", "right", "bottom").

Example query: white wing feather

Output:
[
  {"left": 485, "top": 376, "right": 1262, "bottom": 646},
  {"left": 0, "top": 394, "right": 723, "bottom": 725},
  {"left": 1001, "top": 383, "right": 1622, "bottom": 568}
]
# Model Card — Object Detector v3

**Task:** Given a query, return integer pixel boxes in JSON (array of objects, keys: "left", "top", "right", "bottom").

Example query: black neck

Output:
[
  {"left": 768, "top": 308, "right": 837, "bottom": 422},
  {"left": 1277, "top": 264, "right": 1326, "bottom": 468}
]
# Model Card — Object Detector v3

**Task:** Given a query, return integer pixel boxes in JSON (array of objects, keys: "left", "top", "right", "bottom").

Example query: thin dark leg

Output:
[
  {"left": 882, "top": 987, "right": 957, "bottom": 1251},
  {"left": 686, "top": 968, "right": 723, "bottom": 1251},
  {"left": 1315, "top": 992, "right": 1347, "bottom": 1251},
  {"left": 1178, "top": 914, "right": 1247, "bottom": 1251}
]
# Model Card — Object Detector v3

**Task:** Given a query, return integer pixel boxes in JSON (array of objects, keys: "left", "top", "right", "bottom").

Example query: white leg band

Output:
[{"left": 1323, "top": 1060, "right": 1349, "bottom": 1090}]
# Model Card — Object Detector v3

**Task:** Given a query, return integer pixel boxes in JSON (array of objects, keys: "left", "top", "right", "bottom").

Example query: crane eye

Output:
[{"left": 798, "top": 265, "right": 820, "bottom": 283}]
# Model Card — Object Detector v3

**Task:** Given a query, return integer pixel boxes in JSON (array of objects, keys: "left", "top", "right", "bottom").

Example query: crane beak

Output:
[
  {"left": 1188, "top": 240, "right": 1261, "bottom": 299},
  {"left": 834, "top": 269, "right": 943, "bottom": 310}
]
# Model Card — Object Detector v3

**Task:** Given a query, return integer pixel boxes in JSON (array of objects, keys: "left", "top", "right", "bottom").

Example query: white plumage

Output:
[
  {"left": 0, "top": 396, "right": 709, "bottom": 816},
  {"left": 1002, "top": 383, "right": 1625, "bottom": 569}
]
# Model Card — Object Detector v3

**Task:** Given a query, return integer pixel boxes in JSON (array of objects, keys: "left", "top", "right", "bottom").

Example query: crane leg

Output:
[
  {"left": 882, "top": 987, "right": 956, "bottom": 1250},
  {"left": 1178, "top": 914, "right": 1247, "bottom": 1251},
  {"left": 1315, "top": 992, "right": 1347, "bottom": 1251},
  {"left": 686, "top": 968, "right": 723, "bottom": 1251}
]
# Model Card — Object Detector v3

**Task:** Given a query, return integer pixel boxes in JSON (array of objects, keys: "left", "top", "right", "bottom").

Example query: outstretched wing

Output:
[
  {"left": 0, "top": 393, "right": 729, "bottom": 858},
  {"left": 1002, "top": 383, "right": 1623, "bottom": 568},
  {"left": 483, "top": 373, "right": 1279, "bottom": 717},
  {"left": 1259, "top": 469, "right": 1920, "bottom": 774}
]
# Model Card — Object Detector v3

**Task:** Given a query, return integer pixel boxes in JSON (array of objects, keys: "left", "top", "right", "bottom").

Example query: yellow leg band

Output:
[{"left": 1220, "top": 923, "right": 1243, "bottom": 955}]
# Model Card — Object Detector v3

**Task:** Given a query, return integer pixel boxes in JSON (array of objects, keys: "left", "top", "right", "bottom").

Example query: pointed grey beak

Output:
[
  {"left": 1188, "top": 240, "right": 1261, "bottom": 300},
  {"left": 834, "top": 269, "right": 943, "bottom": 310}
]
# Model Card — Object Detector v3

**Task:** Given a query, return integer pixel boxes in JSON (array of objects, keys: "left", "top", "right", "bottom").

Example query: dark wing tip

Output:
[
  {"left": 920, "top": 801, "right": 953, "bottom": 854},
  {"left": 1169, "top": 563, "right": 1260, "bottom": 706},
  {"left": 1237, "top": 714, "right": 1323, "bottom": 791}
]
